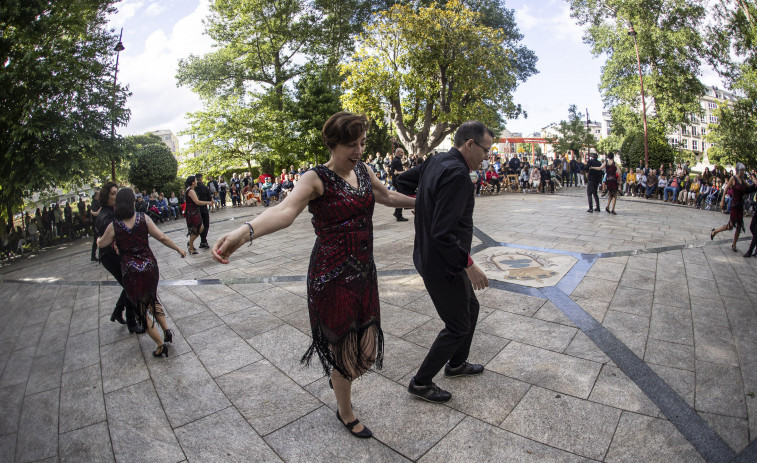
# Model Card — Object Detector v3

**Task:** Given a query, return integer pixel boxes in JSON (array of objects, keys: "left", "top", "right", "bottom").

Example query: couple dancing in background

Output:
[{"left": 212, "top": 112, "right": 491, "bottom": 438}]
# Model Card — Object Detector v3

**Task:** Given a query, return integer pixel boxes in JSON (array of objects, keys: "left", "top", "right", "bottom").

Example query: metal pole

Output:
[
  {"left": 111, "top": 28, "right": 124, "bottom": 182},
  {"left": 628, "top": 24, "right": 649, "bottom": 168}
]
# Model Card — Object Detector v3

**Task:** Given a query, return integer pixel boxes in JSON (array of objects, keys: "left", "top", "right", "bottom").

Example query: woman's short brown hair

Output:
[{"left": 321, "top": 112, "right": 370, "bottom": 150}]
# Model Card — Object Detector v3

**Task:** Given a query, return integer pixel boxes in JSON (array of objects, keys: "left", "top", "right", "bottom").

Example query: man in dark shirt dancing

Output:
[
  {"left": 586, "top": 152, "right": 602, "bottom": 212},
  {"left": 408, "top": 121, "right": 491, "bottom": 403}
]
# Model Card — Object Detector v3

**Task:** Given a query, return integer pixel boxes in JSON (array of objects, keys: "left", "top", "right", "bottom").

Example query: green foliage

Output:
[
  {"left": 521, "top": 144, "right": 543, "bottom": 156},
  {"left": 619, "top": 129, "right": 675, "bottom": 169},
  {"left": 552, "top": 105, "right": 597, "bottom": 156},
  {"left": 0, "top": 0, "right": 130, "bottom": 219},
  {"left": 160, "top": 177, "right": 186, "bottom": 197},
  {"left": 340, "top": 0, "right": 537, "bottom": 156},
  {"left": 705, "top": 99, "right": 757, "bottom": 168},
  {"left": 128, "top": 144, "right": 178, "bottom": 193},
  {"left": 366, "top": 122, "right": 392, "bottom": 159},
  {"left": 597, "top": 134, "right": 623, "bottom": 155},
  {"left": 568, "top": 0, "right": 707, "bottom": 131}
]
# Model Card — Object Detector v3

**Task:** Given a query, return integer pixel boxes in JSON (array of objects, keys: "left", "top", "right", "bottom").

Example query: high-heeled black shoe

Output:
[
  {"left": 732, "top": 245, "right": 738, "bottom": 253},
  {"left": 336, "top": 410, "right": 372, "bottom": 438},
  {"left": 110, "top": 306, "right": 126, "bottom": 325},
  {"left": 153, "top": 344, "right": 169, "bottom": 357},
  {"left": 710, "top": 229, "right": 715, "bottom": 240},
  {"left": 164, "top": 329, "right": 173, "bottom": 343}
]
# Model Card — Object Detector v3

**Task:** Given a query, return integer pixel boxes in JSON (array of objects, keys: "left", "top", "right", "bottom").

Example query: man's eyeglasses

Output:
[{"left": 471, "top": 139, "right": 490, "bottom": 155}]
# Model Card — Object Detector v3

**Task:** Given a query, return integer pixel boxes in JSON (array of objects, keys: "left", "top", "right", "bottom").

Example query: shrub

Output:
[{"left": 128, "top": 144, "right": 178, "bottom": 192}]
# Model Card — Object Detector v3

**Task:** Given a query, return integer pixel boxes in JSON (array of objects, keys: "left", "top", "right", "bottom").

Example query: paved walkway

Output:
[{"left": 1, "top": 187, "right": 756, "bottom": 462}]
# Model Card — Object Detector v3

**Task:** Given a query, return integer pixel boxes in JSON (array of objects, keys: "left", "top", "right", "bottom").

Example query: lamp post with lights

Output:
[
  {"left": 627, "top": 22, "right": 649, "bottom": 168},
  {"left": 110, "top": 28, "right": 125, "bottom": 182}
]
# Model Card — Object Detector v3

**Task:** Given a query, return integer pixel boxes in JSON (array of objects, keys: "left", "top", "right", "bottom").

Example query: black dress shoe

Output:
[
  {"left": 198, "top": 242, "right": 210, "bottom": 248},
  {"left": 127, "top": 321, "right": 145, "bottom": 334},
  {"left": 587, "top": 209, "right": 593, "bottom": 213},
  {"left": 444, "top": 361, "right": 484, "bottom": 377},
  {"left": 396, "top": 216, "right": 408, "bottom": 222},
  {"left": 408, "top": 378, "right": 451, "bottom": 403}
]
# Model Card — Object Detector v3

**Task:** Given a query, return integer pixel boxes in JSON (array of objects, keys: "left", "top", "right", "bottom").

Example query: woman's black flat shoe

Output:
[{"left": 336, "top": 410, "right": 372, "bottom": 438}]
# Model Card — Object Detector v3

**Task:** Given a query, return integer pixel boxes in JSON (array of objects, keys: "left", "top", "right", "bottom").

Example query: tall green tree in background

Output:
[
  {"left": 0, "top": 0, "right": 130, "bottom": 220},
  {"left": 128, "top": 143, "right": 178, "bottom": 193},
  {"left": 552, "top": 105, "right": 597, "bottom": 156},
  {"left": 341, "top": 0, "right": 537, "bottom": 156},
  {"left": 568, "top": 0, "right": 707, "bottom": 136},
  {"left": 704, "top": 1, "right": 757, "bottom": 167}
]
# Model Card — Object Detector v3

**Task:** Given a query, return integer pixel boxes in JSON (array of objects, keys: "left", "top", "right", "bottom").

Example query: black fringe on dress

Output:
[{"left": 301, "top": 320, "right": 384, "bottom": 381}]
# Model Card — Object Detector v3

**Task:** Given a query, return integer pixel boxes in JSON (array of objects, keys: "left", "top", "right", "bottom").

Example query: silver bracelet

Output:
[{"left": 245, "top": 222, "right": 255, "bottom": 246}]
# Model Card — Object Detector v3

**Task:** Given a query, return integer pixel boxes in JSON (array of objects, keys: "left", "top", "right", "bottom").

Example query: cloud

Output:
[
  {"left": 514, "top": 0, "right": 584, "bottom": 45},
  {"left": 110, "top": 0, "right": 145, "bottom": 29},
  {"left": 145, "top": 1, "right": 168, "bottom": 16},
  {"left": 115, "top": 0, "right": 213, "bottom": 146}
]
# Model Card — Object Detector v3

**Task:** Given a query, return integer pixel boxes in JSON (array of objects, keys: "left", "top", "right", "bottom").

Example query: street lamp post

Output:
[
  {"left": 111, "top": 28, "right": 125, "bottom": 182},
  {"left": 627, "top": 22, "right": 649, "bottom": 168}
]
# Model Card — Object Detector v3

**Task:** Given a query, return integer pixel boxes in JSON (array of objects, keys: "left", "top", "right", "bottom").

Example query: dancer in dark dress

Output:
[
  {"left": 711, "top": 163, "right": 749, "bottom": 252},
  {"left": 590, "top": 153, "right": 619, "bottom": 214},
  {"left": 95, "top": 182, "right": 141, "bottom": 333},
  {"left": 212, "top": 112, "right": 415, "bottom": 438},
  {"left": 98, "top": 188, "right": 186, "bottom": 357},
  {"left": 184, "top": 176, "right": 213, "bottom": 255}
]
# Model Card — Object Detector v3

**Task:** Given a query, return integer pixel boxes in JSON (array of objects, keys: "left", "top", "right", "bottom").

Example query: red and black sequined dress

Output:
[
  {"left": 184, "top": 187, "right": 202, "bottom": 236},
  {"left": 301, "top": 163, "right": 383, "bottom": 380},
  {"left": 113, "top": 213, "right": 160, "bottom": 322},
  {"left": 729, "top": 178, "right": 747, "bottom": 229}
]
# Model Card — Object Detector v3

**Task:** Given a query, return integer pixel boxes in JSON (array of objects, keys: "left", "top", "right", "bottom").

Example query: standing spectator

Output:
[
  {"left": 218, "top": 176, "right": 228, "bottom": 208},
  {"left": 569, "top": 155, "right": 579, "bottom": 187},
  {"left": 208, "top": 178, "right": 218, "bottom": 212},
  {"left": 64, "top": 201, "right": 73, "bottom": 240},
  {"left": 578, "top": 157, "right": 587, "bottom": 187},
  {"left": 230, "top": 181, "right": 240, "bottom": 208},
  {"left": 390, "top": 148, "right": 408, "bottom": 221},
  {"left": 195, "top": 173, "right": 212, "bottom": 249}
]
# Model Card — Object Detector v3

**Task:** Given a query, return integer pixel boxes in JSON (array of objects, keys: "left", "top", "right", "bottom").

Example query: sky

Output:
[{"left": 107, "top": 0, "right": 724, "bottom": 147}]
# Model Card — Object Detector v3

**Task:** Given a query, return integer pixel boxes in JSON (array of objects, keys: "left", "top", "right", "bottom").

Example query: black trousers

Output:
[
  {"left": 199, "top": 207, "right": 209, "bottom": 243},
  {"left": 99, "top": 252, "right": 137, "bottom": 324},
  {"left": 220, "top": 191, "right": 226, "bottom": 207},
  {"left": 587, "top": 181, "right": 600, "bottom": 209},
  {"left": 414, "top": 271, "right": 480, "bottom": 384}
]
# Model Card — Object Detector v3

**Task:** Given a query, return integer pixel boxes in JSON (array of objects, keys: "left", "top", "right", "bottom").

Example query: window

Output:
[
  {"left": 700, "top": 115, "right": 707, "bottom": 123},
  {"left": 708, "top": 102, "right": 717, "bottom": 109},
  {"left": 692, "top": 140, "right": 698, "bottom": 151},
  {"left": 701, "top": 127, "right": 706, "bottom": 135},
  {"left": 691, "top": 126, "right": 698, "bottom": 136},
  {"left": 681, "top": 139, "right": 688, "bottom": 149},
  {"left": 681, "top": 126, "right": 689, "bottom": 135},
  {"left": 710, "top": 115, "right": 718, "bottom": 123}
]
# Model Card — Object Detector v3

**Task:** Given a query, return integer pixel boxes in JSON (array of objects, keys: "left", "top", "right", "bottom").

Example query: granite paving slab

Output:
[
  {"left": 0, "top": 346, "right": 35, "bottom": 388},
  {"left": 175, "top": 406, "right": 283, "bottom": 462},
  {"left": 0, "top": 382, "right": 25, "bottom": 435},
  {"left": 15, "top": 388, "right": 59, "bottom": 462},
  {"left": 700, "top": 412, "right": 750, "bottom": 453},
  {"left": 695, "top": 360, "right": 747, "bottom": 418},
  {"left": 222, "top": 305, "right": 284, "bottom": 339},
  {"left": 100, "top": 336, "right": 149, "bottom": 393},
  {"left": 477, "top": 309, "right": 577, "bottom": 352},
  {"left": 62, "top": 329, "right": 99, "bottom": 373},
  {"left": 59, "top": 363, "right": 106, "bottom": 433},
  {"left": 247, "top": 324, "right": 323, "bottom": 386},
  {"left": 604, "top": 412, "right": 704, "bottom": 463},
  {"left": 59, "top": 421, "right": 115, "bottom": 463},
  {"left": 502, "top": 386, "right": 622, "bottom": 460},
  {"left": 487, "top": 342, "right": 602, "bottom": 399},
  {"left": 588, "top": 364, "right": 659, "bottom": 417},
  {"left": 186, "top": 324, "right": 261, "bottom": 377},
  {"left": 25, "top": 349, "right": 64, "bottom": 395}
]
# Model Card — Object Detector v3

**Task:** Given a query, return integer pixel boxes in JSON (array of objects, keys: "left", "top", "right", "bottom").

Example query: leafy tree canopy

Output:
[
  {"left": 128, "top": 144, "right": 178, "bottom": 193},
  {"left": 0, "top": 0, "right": 130, "bottom": 219},
  {"left": 568, "top": 0, "right": 706, "bottom": 131},
  {"left": 619, "top": 128, "right": 675, "bottom": 169},
  {"left": 552, "top": 105, "right": 597, "bottom": 156},
  {"left": 341, "top": 0, "right": 537, "bottom": 156},
  {"left": 705, "top": 99, "right": 757, "bottom": 168}
]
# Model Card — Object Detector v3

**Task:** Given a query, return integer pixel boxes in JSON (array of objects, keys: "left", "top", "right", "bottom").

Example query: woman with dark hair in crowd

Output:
[
  {"left": 591, "top": 153, "right": 619, "bottom": 214},
  {"left": 211, "top": 111, "right": 415, "bottom": 439},
  {"left": 184, "top": 175, "right": 213, "bottom": 254},
  {"left": 98, "top": 188, "right": 186, "bottom": 357},
  {"left": 95, "top": 182, "right": 142, "bottom": 333},
  {"left": 711, "top": 163, "right": 754, "bottom": 252}
]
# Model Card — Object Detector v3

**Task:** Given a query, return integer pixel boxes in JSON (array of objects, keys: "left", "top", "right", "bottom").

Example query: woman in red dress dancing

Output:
[
  {"left": 711, "top": 163, "right": 749, "bottom": 252},
  {"left": 590, "top": 152, "right": 619, "bottom": 214},
  {"left": 184, "top": 175, "right": 213, "bottom": 254},
  {"left": 98, "top": 188, "right": 187, "bottom": 357},
  {"left": 212, "top": 112, "right": 415, "bottom": 438}
]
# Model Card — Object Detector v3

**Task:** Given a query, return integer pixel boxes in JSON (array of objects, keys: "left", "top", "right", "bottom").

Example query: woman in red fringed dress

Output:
[
  {"left": 98, "top": 188, "right": 187, "bottom": 357},
  {"left": 211, "top": 112, "right": 416, "bottom": 439}
]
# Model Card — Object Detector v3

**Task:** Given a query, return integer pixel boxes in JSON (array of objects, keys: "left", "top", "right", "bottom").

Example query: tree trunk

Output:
[{"left": 6, "top": 204, "right": 13, "bottom": 227}]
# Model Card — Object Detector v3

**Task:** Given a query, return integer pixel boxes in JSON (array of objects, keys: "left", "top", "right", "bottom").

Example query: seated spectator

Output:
[
  {"left": 539, "top": 166, "right": 554, "bottom": 193},
  {"left": 485, "top": 166, "right": 501, "bottom": 194},
  {"left": 656, "top": 175, "right": 667, "bottom": 200},
  {"left": 242, "top": 184, "right": 254, "bottom": 206},
  {"left": 677, "top": 177, "right": 692, "bottom": 204},
  {"left": 157, "top": 193, "right": 172, "bottom": 219},
  {"left": 705, "top": 182, "right": 720, "bottom": 210},
  {"left": 663, "top": 175, "right": 680, "bottom": 202},
  {"left": 251, "top": 184, "right": 262, "bottom": 205},
  {"left": 624, "top": 169, "right": 637, "bottom": 196},
  {"left": 696, "top": 181, "right": 711, "bottom": 208},
  {"left": 519, "top": 166, "right": 531, "bottom": 191},
  {"left": 263, "top": 178, "right": 281, "bottom": 207},
  {"left": 168, "top": 192, "right": 180, "bottom": 217},
  {"left": 687, "top": 177, "right": 700, "bottom": 206},
  {"left": 530, "top": 166, "right": 541, "bottom": 190},
  {"left": 550, "top": 166, "right": 562, "bottom": 190},
  {"left": 135, "top": 194, "right": 148, "bottom": 213},
  {"left": 281, "top": 174, "right": 295, "bottom": 198}
]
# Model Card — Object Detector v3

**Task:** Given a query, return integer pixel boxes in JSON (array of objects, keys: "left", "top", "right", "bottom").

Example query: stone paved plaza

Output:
[{"left": 1, "top": 187, "right": 756, "bottom": 462}]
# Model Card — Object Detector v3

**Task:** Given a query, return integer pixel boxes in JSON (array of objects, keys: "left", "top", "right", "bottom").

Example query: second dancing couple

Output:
[{"left": 212, "top": 112, "right": 490, "bottom": 438}]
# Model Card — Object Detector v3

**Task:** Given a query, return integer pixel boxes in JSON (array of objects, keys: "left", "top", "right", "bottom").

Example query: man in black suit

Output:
[
  {"left": 586, "top": 152, "right": 602, "bottom": 212},
  {"left": 195, "top": 173, "right": 212, "bottom": 248},
  {"left": 408, "top": 121, "right": 491, "bottom": 403},
  {"left": 389, "top": 148, "right": 408, "bottom": 221}
]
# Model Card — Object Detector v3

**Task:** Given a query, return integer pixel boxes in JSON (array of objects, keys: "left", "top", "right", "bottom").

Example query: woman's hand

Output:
[
  {"left": 178, "top": 249, "right": 187, "bottom": 258},
  {"left": 212, "top": 226, "right": 249, "bottom": 264}
]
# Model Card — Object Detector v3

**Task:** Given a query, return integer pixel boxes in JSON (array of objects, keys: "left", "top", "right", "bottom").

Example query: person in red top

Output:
[{"left": 485, "top": 165, "right": 501, "bottom": 194}]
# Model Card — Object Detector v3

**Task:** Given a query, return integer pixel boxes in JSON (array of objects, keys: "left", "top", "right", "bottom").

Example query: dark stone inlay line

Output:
[
  {"left": 733, "top": 438, "right": 757, "bottom": 462},
  {"left": 541, "top": 287, "right": 736, "bottom": 463},
  {"left": 556, "top": 257, "right": 596, "bottom": 295}
]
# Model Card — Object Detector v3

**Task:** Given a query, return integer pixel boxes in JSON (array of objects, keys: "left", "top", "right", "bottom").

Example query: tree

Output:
[
  {"left": 552, "top": 105, "right": 596, "bottom": 156},
  {"left": 340, "top": 0, "right": 537, "bottom": 156},
  {"left": 597, "top": 134, "right": 623, "bottom": 155},
  {"left": 705, "top": 99, "right": 757, "bottom": 168},
  {"left": 0, "top": 0, "right": 130, "bottom": 220},
  {"left": 568, "top": 0, "right": 707, "bottom": 131},
  {"left": 619, "top": 128, "right": 675, "bottom": 169},
  {"left": 128, "top": 144, "right": 178, "bottom": 193}
]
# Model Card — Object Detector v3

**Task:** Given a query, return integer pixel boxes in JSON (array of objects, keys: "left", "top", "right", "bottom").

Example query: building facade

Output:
[{"left": 149, "top": 129, "right": 179, "bottom": 154}]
